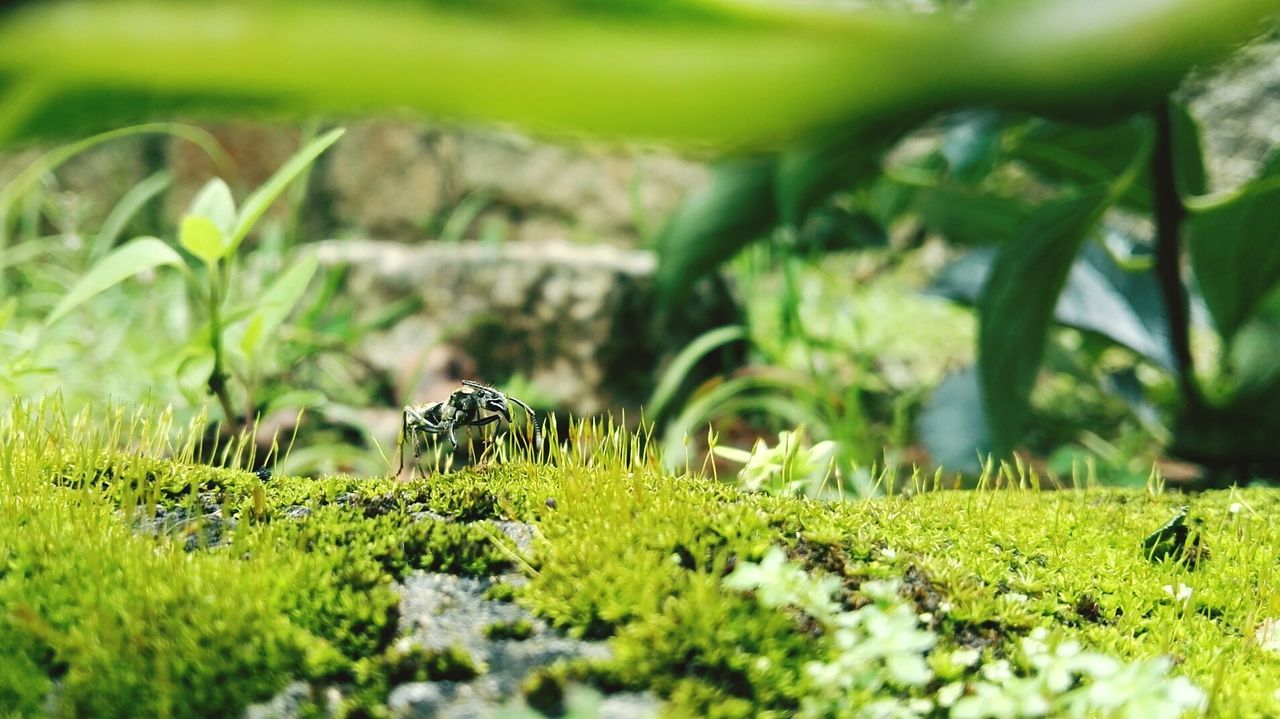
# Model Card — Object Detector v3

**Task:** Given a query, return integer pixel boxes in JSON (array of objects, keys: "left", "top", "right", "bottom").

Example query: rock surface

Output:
[{"left": 316, "top": 238, "right": 741, "bottom": 416}]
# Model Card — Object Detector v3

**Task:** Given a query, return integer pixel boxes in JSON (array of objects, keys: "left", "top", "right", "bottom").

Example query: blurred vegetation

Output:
[{"left": 0, "top": 0, "right": 1278, "bottom": 485}]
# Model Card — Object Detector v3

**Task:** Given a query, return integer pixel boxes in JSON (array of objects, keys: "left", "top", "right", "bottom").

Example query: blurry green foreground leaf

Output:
[{"left": 0, "top": 0, "right": 1274, "bottom": 147}]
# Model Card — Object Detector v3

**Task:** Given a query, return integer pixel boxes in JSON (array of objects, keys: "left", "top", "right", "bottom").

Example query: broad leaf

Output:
[
  {"left": 654, "top": 158, "right": 777, "bottom": 307},
  {"left": 179, "top": 215, "right": 227, "bottom": 265},
  {"left": 1186, "top": 155, "right": 1280, "bottom": 342},
  {"left": 189, "top": 178, "right": 237, "bottom": 240},
  {"left": 918, "top": 366, "right": 989, "bottom": 473},
  {"left": 978, "top": 191, "right": 1107, "bottom": 454},
  {"left": 939, "top": 109, "right": 1003, "bottom": 184},
  {"left": 774, "top": 124, "right": 902, "bottom": 228},
  {"left": 46, "top": 237, "right": 186, "bottom": 326},
  {"left": 231, "top": 128, "right": 345, "bottom": 249},
  {"left": 647, "top": 325, "right": 746, "bottom": 421},
  {"left": 910, "top": 183, "right": 1032, "bottom": 246},
  {"left": 933, "top": 241, "right": 1173, "bottom": 371},
  {"left": 1008, "top": 119, "right": 1154, "bottom": 211}
]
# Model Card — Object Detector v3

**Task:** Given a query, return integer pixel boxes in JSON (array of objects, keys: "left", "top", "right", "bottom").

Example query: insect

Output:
[{"left": 398, "top": 380, "right": 539, "bottom": 474}]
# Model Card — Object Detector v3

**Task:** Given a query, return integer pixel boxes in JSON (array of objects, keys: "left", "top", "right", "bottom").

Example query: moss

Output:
[
  {"left": 6, "top": 405, "right": 1280, "bottom": 716},
  {"left": 483, "top": 618, "right": 536, "bottom": 641}
]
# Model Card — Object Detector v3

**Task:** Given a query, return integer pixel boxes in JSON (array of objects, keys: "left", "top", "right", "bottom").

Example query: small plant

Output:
[
  {"left": 712, "top": 427, "right": 838, "bottom": 497},
  {"left": 723, "top": 546, "right": 1207, "bottom": 718},
  {"left": 41, "top": 128, "right": 345, "bottom": 435}
]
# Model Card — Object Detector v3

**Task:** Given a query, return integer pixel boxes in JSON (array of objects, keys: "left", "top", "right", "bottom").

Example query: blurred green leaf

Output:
[
  {"left": 264, "top": 389, "right": 328, "bottom": 416},
  {"left": 1186, "top": 155, "right": 1280, "bottom": 342},
  {"left": 179, "top": 215, "right": 228, "bottom": 265},
  {"left": 0, "top": 2, "right": 1271, "bottom": 148},
  {"left": 774, "top": 127, "right": 898, "bottom": 228},
  {"left": 1008, "top": 119, "right": 1154, "bottom": 210},
  {"left": 90, "top": 170, "right": 171, "bottom": 261},
  {"left": 918, "top": 367, "right": 988, "bottom": 473},
  {"left": 189, "top": 178, "right": 237, "bottom": 241},
  {"left": 654, "top": 158, "right": 776, "bottom": 307},
  {"left": 940, "top": 110, "right": 1003, "bottom": 184},
  {"left": 176, "top": 346, "right": 216, "bottom": 402},
  {"left": 1167, "top": 100, "right": 1207, "bottom": 198},
  {"left": 648, "top": 325, "right": 746, "bottom": 421},
  {"left": 232, "top": 252, "right": 319, "bottom": 361},
  {"left": 231, "top": 128, "right": 344, "bottom": 250},
  {"left": 45, "top": 237, "right": 186, "bottom": 326},
  {"left": 978, "top": 191, "right": 1107, "bottom": 454},
  {"left": 910, "top": 183, "right": 1032, "bottom": 245}
]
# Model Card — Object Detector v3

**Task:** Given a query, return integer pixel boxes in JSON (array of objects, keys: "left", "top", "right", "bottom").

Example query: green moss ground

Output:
[{"left": 2, "top": 405, "right": 1279, "bottom": 717}]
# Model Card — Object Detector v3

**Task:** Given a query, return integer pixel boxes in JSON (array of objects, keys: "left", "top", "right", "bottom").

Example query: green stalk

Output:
[{"left": 205, "top": 262, "right": 238, "bottom": 438}]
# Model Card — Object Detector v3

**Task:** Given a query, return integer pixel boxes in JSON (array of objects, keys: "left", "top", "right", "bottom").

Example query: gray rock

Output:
[
  {"left": 244, "top": 681, "right": 314, "bottom": 719},
  {"left": 315, "top": 238, "right": 742, "bottom": 417},
  {"left": 395, "top": 571, "right": 614, "bottom": 703},
  {"left": 1184, "top": 39, "right": 1280, "bottom": 191}
]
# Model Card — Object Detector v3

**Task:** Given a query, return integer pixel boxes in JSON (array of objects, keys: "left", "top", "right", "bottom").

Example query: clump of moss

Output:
[{"left": 483, "top": 618, "right": 536, "bottom": 641}]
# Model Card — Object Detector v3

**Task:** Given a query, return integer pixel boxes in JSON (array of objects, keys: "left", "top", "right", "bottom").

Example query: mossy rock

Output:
[{"left": 2, "top": 408, "right": 1279, "bottom": 717}]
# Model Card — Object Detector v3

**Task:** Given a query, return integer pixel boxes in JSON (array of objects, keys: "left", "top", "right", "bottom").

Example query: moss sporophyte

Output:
[{"left": 2, "top": 403, "right": 1278, "bottom": 716}]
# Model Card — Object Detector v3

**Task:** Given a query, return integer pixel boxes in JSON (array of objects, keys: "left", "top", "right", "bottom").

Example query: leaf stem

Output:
[
  {"left": 206, "top": 263, "right": 239, "bottom": 437},
  {"left": 1151, "top": 100, "right": 1203, "bottom": 411}
]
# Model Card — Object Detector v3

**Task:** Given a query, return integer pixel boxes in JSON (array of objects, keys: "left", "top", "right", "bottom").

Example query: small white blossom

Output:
[
  {"left": 937, "top": 681, "right": 965, "bottom": 707},
  {"left": 1229, "top": 502, "right": 1243, "bottom": 514},
  {"left": 1255, "top": 618, "right": 1280, "bottom": 653},
  {"left": 1003, "top": 592, "right": 1029, "bottom": 604},
  {"left": 1162, "top": 583, "right": 1193, "bottom": 603},
  {"left": 951, "top": 648, "right": 981, "bottom": 667},
  {"left": 982, "top": 659, "right": 1014, "bottom": 682}
]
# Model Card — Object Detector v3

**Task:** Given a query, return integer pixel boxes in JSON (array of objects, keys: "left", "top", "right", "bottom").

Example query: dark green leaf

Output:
[
  {"left": 910, "top": 183, "right": 1032, "bottom": 246},
  {"left": 933, "top": 240, "right": 1173, "bottom": 371},
  {"left": 918, "top": 367, "right": 989, "bottom": 473},
  {"left": 978, "top": 191, "right": 1107, "bottom": 454},
  {"left": 774, "top": 125, "right": 900, "bottom": 228},
  {"left": 653, "top": 158, "right": 776, "bottom": 307},
  {"left": 939, "top": 109, "right": 1003, "bottom": 183},
  {"left": 1008, "top": 119, "right": 1153, "bottom": 210},
  {"left": 1186, "top": 157, "right": 1280, "bottom": 342}
]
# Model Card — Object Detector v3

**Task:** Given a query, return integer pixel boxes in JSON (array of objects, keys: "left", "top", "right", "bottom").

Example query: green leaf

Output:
[
  {"left": 647, "top": 325, "right": 746, "bottom": 422},
  {"left": 939, "top": 110, "right": 1003, "bottom": 184},
  {"left": 231, "top": 128, "right": 345, "bottom": 249},
  {"left": 188, "top": 178, "right": 237, "bottom": 240},
  {"left": 89, "top": 170, "right": 171, "bottom": 261},
  {"left": 1167, "top": 100, "right": 1207, "bottom": 198},
  {"left": 1186, "top": 157, "right": 1280, "bottom": 342},
  {"left": 179, "top": 215, "right": 228, "bottom": 265},
  {"left": 774, "top": 125, "right": 901, "bottom": 228},
  {"left": 909, "top": 183, "right": 1032, "bottom": 246},
  {"left": 654, "top": 158, "right": 776, "bottom": 307},
  {"left": 265, "top": 389, "right": 328, "bottom": 416},
  {"left": 1008, "top": 119, "right": 1154, "bottom": 211},
  {"left": 232, "top": 252, "right": 318, "bottom": 360},
  {"left": 45, "top": 236, "right": 186, "bottom": 326},
  {"left": 176, "top": 346, "right": 216, "bottom": 402},
  {"left": 918, "top": 367, "right": 988, "bottom": 474},
  {"left": 978, "top": 191, "right": 1107, "bottom": 454}
]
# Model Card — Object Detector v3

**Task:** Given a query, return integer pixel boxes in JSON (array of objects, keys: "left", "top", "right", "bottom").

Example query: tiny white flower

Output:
[
  {"left": 982, "top": 659, "right": 1014, "bottom": 682},
  {"left": 938, "top": 600, "right": 954, "bottom": 613},
  {"left": 1255, "top": 618, "right": 1280, "bottom": 653},
  {"left": 919, "top": 612, "right": 934, "bottom": 624},
  {"left": 951, "top": 647, "right": 981, "bottom": 667},
  {"left": 1160, "top": 583, "right": 1193, "bottom": 602},
  {"left": 1229, "top": 502, "right": 1243, "bottom": 514},
  {"left": 879, "top": 547, "right": 898, "bottom": 560},
  {"left": 1003, "top": 592, "right": 1029, "bottom": 604},
  {"left": 937, "top": 681, "right": 965, "bottom": 707}
]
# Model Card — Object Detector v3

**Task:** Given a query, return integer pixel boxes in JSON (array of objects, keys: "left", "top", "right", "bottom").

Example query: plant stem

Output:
[
  {"left": 206, "top": 265, "right": 239, "bottom": 437},
  {"left": 1151, "top": 100, "right": 1203, "bottom": 412}
]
